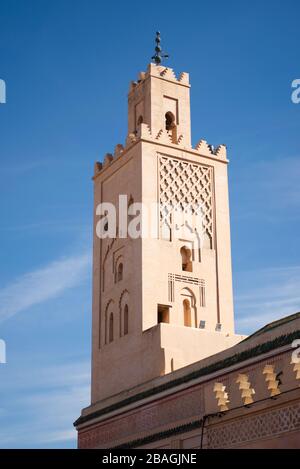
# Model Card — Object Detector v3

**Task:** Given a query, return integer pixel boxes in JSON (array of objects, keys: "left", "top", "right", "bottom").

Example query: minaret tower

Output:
[{"left": 90, "top": 35, "right": 244, "bottom": 403}]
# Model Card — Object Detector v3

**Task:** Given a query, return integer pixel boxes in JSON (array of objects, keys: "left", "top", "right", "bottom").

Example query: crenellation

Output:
[
  {"left": 147, "top": 63, "right": 190, "bottom": 86},
  {"left": 194, "top": 139, "right": 227, "bottom": 159},
  {"left": 97, "top": 132, "right": 227, "bottom": 178},
  {"left": 128, "top": 81, "right": 138, "bottom": 93},
  {"left": 94, "top": 161, "right": 103, "bottom": 176},
  {"left": 178, "top": 71, "right": 189, "bottom": 84},
  {"left": 125, "top": 132, "right": 137, "bottom": 147},
  {"left": 128, "top": 63, "right": 190, "bottom": 91},
  {"left": 177, "top": 134, "right": 184, "bottom": 145},
  {"left": 137, "top": 122, "right": 152, "bottom": 139},
  {"left": 214, "top": 144, "right": 227, "bottom": 159},
  {"left": 159, "top": 67, "right": 177, "bottom": 81},
  {"left": 95, "top": 133, "right": 140, "bottom": 177},
  {"left": 155, "top": 128, "right": 173, "bottom": 144},
  {"left": 155, "top": 129, "right": 164, "bottom": 140},
  {"left": 103, "top": 153, "right": 114, "bottom": 168},
  {"left": 194, "top": 139, "right": 214, "bottom": 156},
  {"left": 114, "top": 144, "right": 124, "bottom": 158}
]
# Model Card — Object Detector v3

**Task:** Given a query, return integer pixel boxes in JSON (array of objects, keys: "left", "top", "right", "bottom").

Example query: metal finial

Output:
[{"left": 151, "top": 31, "right": 169, "bottom": 65}]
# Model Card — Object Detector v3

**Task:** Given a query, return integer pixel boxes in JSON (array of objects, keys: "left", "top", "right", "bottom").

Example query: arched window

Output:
[
  {"left": 119, "top": 290, "right": 129, "bottom": 337},
  {"left": 183, "top": 299, "right": 192, "bottom": 327},
  {"left": 203, "top": 231, "right": 212, "bottom": 249},
  {"left": 180, "top": 246, "right": 192, "bottom": 272},
  {"left": 137, "top": 115, "right": 143, "bottom": 126},
  {"left": 165, "top": 112, "right": 175, "bottom": 131},
  {"left": 181, "top": 288, "right": 197, "bottom": 328},
  {"left": 124, "top": 304, "right": 129, "bottom": 335},
  {"left": 109, "top": 313, "right": 114, "bottom": 342},
  {"left": 117, "top": 263, "right": 123, "bottom": 282},
  {"left": 104, "top": 299, "right": 114, "bottom": 345},
  {"left": 165, "top": 111, "right": 177, "bottom": 143}
]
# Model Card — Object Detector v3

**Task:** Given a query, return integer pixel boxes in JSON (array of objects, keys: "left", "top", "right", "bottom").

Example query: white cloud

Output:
[
  {"left": 42, "top": 430, "right": 77, "bottom": 444},
  {"left": 235, "top": 265, "right": 300, "bottom": 334},
  {"left": 0, "top": 361, "right": 91, "bottom": 392},
  {"left": 0, "top": 361, "right": 90, "bottom": 448},
  {"left": 0, "top": 253, "right": 91, "bottom": 323}
]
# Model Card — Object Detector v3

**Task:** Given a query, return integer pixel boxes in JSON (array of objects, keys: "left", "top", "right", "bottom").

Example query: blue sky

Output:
[{"left": 0, "top": 0, "right": 299, "bottom": 448}]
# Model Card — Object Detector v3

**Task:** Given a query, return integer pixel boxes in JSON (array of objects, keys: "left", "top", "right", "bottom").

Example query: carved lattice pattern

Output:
[
  {"left": 159, "top": 155, "right": 213, "bottom": 241},
  {"left": 206, "top": 403, "right": 300, "bottom": 448}
]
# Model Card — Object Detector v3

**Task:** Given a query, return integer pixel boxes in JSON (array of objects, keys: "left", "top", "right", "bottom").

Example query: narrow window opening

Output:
[
  {"left": 165, "top": 111, "right": 177, "bottom": 143},
  {"left": 183, "top": 299, "right": 192, "bottom": 327},
  {"left": 157, "top": 304, "right": 170, "bottom": 324},
  {"left": 180, "top": 246, "right": 192, "bottom": 272},
  {"left": 117, "top": 263, "right": 123, "bottom": 282},
  {"left": 165, "top": 112, "right": 175, "bottom": 131},
  {"left": 109, "top": 313, "right": 114, "bottom": 342},
  {"left": 124, "top": 304, "right": 129, "bottom": 335}
]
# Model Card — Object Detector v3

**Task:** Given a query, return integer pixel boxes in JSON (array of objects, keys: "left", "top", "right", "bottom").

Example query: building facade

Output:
[
  {"left": 76, "top": 313, "right": 300, "bottom": 448},
  {"left": 74, "top": 62, "right": 300, "bottom": 448}
]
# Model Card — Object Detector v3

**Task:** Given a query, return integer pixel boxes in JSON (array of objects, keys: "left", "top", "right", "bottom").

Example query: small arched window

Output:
[
  {"left": 109, "top": 313, "right": 114, "bottom": 342},
  {"left": 165, "top": 112, "right": 175, "bottom": 131},
  {"left": 183, "top": 299, "right": 192, "bottom": 327},
  {"left": 180, "top": 246, "right": 192, "bottom": 272},
  {"left": 117, "top": 263, "right": 123, "bottom": 282},
  {"left": 137, "top": 115, "right": 143, "bottom": 126},
  {"left": 124, "top": 304, "right": 129, "bottom": 335}
]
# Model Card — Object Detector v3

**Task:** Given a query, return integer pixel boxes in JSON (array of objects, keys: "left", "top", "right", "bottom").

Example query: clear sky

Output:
[{"left": 0, "top": 0, "right": 299, "bottom": 449}]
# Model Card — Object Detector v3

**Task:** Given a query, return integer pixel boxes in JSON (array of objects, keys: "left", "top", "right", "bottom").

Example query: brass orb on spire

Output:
[{"left": 152, "top": 31, "right": 169, "bottom": 65}]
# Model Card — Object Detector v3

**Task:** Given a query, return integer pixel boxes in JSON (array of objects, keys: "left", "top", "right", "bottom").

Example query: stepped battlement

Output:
[
  {"left": 94, "top": 123, "right": 227, "bottom": 177},
  {"left": 129, "top": 63, "right": 190, "bottom": 94}
]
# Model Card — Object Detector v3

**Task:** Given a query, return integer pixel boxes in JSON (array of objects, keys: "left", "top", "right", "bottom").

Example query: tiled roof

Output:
[{"left": 242, "top": 312, "right": 300, "bottom": 342}]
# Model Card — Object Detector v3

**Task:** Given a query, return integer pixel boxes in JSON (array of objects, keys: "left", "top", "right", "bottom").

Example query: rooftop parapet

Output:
[
  {"left": 129, "top": 63, "right": 190, "bottom": 93},
  {"left": 194, "top": 139, "right": 227, "bottom": 159},
  {"left": 93, "top": 124, "right": 227, "bottom": 178}
]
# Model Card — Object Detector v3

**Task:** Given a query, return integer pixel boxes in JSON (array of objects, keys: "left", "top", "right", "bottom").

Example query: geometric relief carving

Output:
[
  {"left": 236, "top": 374, "right": 255, "bottom": 405},
  {"left": 213, "top": 382, "right": 230, "bottom": 411},
  {"left": 263, "top": 364, "right": 281, "bottom": 397},
  {"left": 119, "top": 289, "right": 129, "bottom": 337},
  {"left": 102, "top": 237, "right": 116, "bottom": 291},
  {"left": 206, "top": 403, "right": 300, "bottom": 448},
  {"left": 104, "top": 299, "right": 115, "bottom": 345},
  {"left": 168, "top": 273, "right": 205, "bottom": 305},
  {"left": 159, "top": 154, "right": 214, "bottom": 243},
  {"left": 291, "top": 359, "right": 300, "bottom": 380},
  {"left": 79, "top": 388, "right": 205, "bottom": 449}
]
